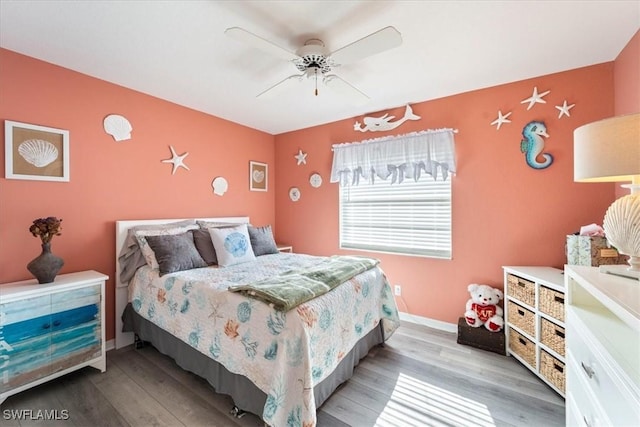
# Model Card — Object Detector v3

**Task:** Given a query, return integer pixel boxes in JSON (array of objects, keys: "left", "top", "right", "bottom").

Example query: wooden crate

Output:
[{"left": 457, "top": 317, "right": 506, "bottom": 355}]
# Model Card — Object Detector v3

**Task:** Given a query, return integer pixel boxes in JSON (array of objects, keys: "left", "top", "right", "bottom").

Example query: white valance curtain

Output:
[{"left": 330, "top": 129, "right": 457, "bottom": 186}]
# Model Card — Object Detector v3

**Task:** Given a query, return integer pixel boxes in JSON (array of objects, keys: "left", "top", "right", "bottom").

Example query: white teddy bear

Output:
[{"left": 464, "top": 283, "right": 504, "bottom": 332}]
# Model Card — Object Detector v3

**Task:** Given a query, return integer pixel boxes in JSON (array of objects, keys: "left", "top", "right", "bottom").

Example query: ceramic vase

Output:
[{"left": 27, "top": 242, "right": 64, "bottom": 284}]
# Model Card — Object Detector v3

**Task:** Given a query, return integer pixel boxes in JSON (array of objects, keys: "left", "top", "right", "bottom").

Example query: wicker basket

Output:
[
  {"left": 540, "top": 349, "right": 565, "bottom": 393},
  {"left": 541, "top": 317, "right": 565, "bottom": 356},
  {"left": 507, "top": 300, "right": 535, "bottom": 337},
  {"left": 539, "top": 286, "right": 565, "bottom": 322},
  {"left": 508, "top": 328, "right": 536, "bottom": 369},
  {"left": 506, "top": 274, "right": 535, "bottom": 307}
]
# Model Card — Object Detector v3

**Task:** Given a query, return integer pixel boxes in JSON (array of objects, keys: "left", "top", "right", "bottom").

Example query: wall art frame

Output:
[
  {"left": 5, "top": 120, "right": 70, "bottom": 182},
  {"left": 249, "top": 161, "right": 268, "bottom": 192}
]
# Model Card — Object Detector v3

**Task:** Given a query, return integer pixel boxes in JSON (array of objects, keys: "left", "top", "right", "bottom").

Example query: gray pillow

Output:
[
  {"left": 248, "top": 225, "right": 279, "bottom": 256},
  {"left": 119, "top": 220, "right": 198, "bottom": 282},
  {"left": 193, "top": 228, "right": 218, "bottom": 265},
  {"left": 145, "top": 231, "right": 207, "bottom": 276}
]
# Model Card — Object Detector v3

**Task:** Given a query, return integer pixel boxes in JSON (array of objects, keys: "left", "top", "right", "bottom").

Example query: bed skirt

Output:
[{"left": 122, "top": 303, "right": 384, "bottom": 420}]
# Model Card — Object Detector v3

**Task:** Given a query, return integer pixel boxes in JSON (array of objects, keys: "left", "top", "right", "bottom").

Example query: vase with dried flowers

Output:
[{"left": 27, "top": 217, "right": 64, "bottom": 284}]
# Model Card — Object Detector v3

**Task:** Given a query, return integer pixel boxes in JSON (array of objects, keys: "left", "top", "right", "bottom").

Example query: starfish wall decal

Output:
[
  {"left": 294, "top": 149, "right": 307, "bottom": 165},
  {"left": 521, "top": 86, "right": 550, "bottom": 110},
  {"left": 555, "top": 100, "right": 575, "bottom": 118},
  {"left": 162, "top": 145, "right": 190, "bottom": 175},
  {"left": 491, "top": 110, "right": 512, "bottom": 130}
]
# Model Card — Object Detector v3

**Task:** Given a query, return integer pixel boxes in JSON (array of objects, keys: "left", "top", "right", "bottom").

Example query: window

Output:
[
  {"left": 339, "top": 176, "right": 452, "bottom": 258},
  {"left": 332, "top": 128, "right": 456, "bottom": 258}
]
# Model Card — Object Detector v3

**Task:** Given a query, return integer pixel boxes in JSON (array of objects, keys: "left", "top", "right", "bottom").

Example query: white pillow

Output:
[
  {"left": 208, "top": 223, "right": 256, "bottom": 267},
  {"left": 135, "top": 223, "right": 198, "bottom": 269}
]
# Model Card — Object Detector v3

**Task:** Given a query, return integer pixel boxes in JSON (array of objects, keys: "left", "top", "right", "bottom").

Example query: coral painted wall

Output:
[
  {"left": 1, "top": 29, "right": 637, "bottom": 340},
  {"left": 274, "top": 63, "right": 619, "bottom": 325},
  {"left": 0, "top": 49, "right": 276, "bottom": 341},
  {"left": 613, "top": 29, "right": 639, "bottom": 199},
  {"left": 614, "top": 30, "right": 639, "bottom": 116}
]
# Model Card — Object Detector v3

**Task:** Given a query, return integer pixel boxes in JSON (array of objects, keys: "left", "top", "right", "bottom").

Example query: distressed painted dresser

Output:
[{"left": 0, "top": 270, "right": 107, "bottom": 404}]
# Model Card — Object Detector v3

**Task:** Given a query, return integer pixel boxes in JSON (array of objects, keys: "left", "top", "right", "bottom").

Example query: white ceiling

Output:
[{"left": 1, "top": 1, "right": 638, "bottom": 135}]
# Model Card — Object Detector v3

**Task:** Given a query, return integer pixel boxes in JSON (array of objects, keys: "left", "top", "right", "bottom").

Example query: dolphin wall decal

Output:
[{"left": 354, "top": 104, "right": 421, "bottom": 132}]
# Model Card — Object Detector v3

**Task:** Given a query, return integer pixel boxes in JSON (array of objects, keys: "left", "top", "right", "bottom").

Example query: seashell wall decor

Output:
[
  {"left": 212, "top": 177, "right": 228, "bottom": 196},
  {"left": 103, "top": 114, "right": 132, "bottom": 141},
  {"left": 18, "top": 139, "right": 59, "bottom": 167}
]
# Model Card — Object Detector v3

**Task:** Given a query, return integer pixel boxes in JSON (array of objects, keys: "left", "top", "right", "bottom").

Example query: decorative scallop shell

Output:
[
  {"left": 211, "top": 177, "right": 228, "bottom": 196},
  {"left": 18, "top": 139, "right": 59, "bottom": 167},
  {"left": 103, "top": 114, "right": 132, "bottom": 141},
  {"left": 603, "top": 194, "right": 640, "bottom": 257}
]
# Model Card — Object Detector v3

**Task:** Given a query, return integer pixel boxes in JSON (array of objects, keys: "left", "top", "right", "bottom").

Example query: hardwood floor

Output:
[{"left": 0, "top": 322, "right": 565, "bottom": 426}]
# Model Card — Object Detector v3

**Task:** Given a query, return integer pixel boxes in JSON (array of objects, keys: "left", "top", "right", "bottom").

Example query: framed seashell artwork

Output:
[
  {"left": 5, "top": 120, "right": 70, "bottom": 182},
  {"left": 249, "top": 161, "right": 267, "bottom": 192}
]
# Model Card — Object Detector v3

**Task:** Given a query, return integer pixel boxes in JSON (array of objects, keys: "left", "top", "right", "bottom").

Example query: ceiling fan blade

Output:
[
  {"left": 225, "top": 27, "right": 299, "bottom": 61},
  {"left": 257, "top": 74, "right": 304, "bottom": 98},
  {"left": 323, "top": 75, "right": 370, "bottom": 105},
  {"left": 329, "top": 26, "right": 402, "bottom": 65}
]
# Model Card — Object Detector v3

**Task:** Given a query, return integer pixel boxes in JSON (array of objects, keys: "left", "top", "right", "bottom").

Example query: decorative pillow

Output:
[
  {"left": 248, "top": 225, "right": 279, "bottom": 256},
  {"left": 134, "top": 221, "right": 198, "bottom": 269},
  {"left": 193, "top": 228, "right": 218, "bottom": 265},
  {"left": 197, "top": 220, "right": 242, "bottom": 229},
  {"left": 208, "top": 224, "right": 256, "bottom": 267},
  {"left": 145, "top": 231, "right": 207, "bottom": 276}
]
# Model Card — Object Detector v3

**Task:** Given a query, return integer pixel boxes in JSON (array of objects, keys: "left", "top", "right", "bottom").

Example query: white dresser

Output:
[{"left": 565, "top": 265, "right": 640, "bottom": 426}]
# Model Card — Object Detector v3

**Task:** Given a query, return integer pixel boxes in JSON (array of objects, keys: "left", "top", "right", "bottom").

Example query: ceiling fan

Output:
[{"left": 224, "top": 26, "right": 402, "bottom": 104}]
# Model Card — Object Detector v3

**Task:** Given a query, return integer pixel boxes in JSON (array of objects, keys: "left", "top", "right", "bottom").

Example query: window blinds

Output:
[{"left": 339, "top": 176, "right": 452, "bottom": 258}]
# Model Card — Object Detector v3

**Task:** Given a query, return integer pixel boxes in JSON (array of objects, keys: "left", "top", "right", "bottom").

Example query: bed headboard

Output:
[{"left": 114, "top": 216, "right": 249, "bottom": 349}]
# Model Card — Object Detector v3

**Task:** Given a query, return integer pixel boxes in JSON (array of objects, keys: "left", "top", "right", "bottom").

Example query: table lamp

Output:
[{"left": 574, "top": 113, "right": 640, "bottom": 279}]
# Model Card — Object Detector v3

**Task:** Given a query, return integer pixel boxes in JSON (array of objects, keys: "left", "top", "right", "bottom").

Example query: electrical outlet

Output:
[{"left": 394, "top": 285, "right": 401, "bottom": 296}]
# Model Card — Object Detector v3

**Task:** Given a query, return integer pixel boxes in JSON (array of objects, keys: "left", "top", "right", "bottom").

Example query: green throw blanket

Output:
[{"left": 228, "top": 255, "right": 379, "bottom": 311}]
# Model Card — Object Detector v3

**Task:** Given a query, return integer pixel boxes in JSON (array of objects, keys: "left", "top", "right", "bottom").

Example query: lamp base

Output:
[{"left": 599, "top": 264, "right": 640, "bottom": 280}]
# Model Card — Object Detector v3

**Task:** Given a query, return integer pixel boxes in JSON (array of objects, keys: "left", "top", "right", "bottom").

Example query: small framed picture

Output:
[
  {"left": 5, "top": 120, "right": 70, "bottom": 182},
  {"left": 249, "top": 161, "right": 268, "bottom": 192}
]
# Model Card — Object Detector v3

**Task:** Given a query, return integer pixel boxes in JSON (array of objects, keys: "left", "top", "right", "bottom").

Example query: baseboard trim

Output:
[
  {"left": 106, "top": 339, "right": 115, "bottom": 352},
  {"left": 399, "top": 312, "right": 458, "bottom": 333}
]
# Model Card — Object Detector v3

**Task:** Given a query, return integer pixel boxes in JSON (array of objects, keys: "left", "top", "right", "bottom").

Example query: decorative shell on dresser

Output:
[
  {"left": 18, "top": 139, "right": 59, "bottom": 167},
  {"left": 603, "top": 193, "right": 640, "bottom": 269},
  {"left": 103, "top": 114, "right": 132, "bottom": 141}
]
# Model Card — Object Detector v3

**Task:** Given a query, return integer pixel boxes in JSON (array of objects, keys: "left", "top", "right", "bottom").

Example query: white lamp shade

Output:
[{"left": 574, "top": 113, "right": 640, "bottom": 183}]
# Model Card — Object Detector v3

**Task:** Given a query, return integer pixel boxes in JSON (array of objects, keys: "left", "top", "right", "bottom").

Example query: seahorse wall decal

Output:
[{"left": 520, "top": 120, "right": 553, "bottom": 169}]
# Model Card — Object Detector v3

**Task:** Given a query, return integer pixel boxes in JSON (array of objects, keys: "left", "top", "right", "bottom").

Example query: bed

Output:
[{"left": 114, "top": 217, "right": 400, "bottom": 427}]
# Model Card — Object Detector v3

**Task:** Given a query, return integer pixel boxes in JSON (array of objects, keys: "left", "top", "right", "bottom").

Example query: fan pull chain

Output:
[{"left": 314, "top": 68, "right": 318, "bottom": 96}]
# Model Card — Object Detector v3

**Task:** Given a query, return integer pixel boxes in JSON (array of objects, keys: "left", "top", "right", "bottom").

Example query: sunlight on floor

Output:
[{"left": 375, "top": 373, "right": 497, "bottom": 427}]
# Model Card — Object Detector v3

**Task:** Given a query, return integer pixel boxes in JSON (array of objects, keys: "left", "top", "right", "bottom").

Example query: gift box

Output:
[{"left": 566, "top": 235, "right": 629, "bottom": 266}]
